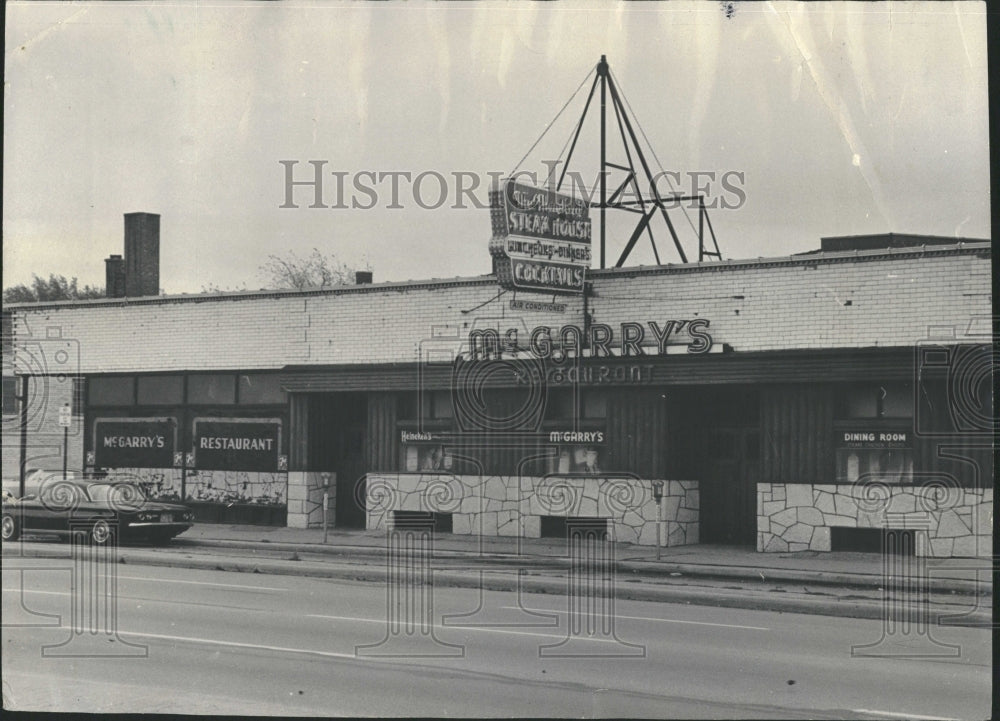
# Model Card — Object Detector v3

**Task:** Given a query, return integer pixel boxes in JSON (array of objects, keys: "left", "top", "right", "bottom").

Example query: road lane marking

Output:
[
  {"left": 306, "top": 613, "right": 622, "bottom": 643},
  {"left": 502, "top": 606, "right": 770, "bottom": 631},
  {"left": 3, "top": 567, "right": 288, "bottom": 593},
  {"left": 2, "top": 588, "right": 67, "bottom": 596},
  {"left": 115, "top": 575, "right": 289, "bottom": 592},
  {"left": 3, "top": 587, "right": 279, "bottom": 614},
  {"left": 115, "top": 630, "right": 358, "bottom": 660},
  {"left": 853, "top": 709, "right": 961, "bottom": 721},
  {"left": 6, "top": 590, "right": 617, "bottom": 643}
]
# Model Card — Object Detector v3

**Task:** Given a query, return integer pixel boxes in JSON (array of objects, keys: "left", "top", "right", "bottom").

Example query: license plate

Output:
[{"left": 160, "top": 513, "right": 173, "bottom": 523}]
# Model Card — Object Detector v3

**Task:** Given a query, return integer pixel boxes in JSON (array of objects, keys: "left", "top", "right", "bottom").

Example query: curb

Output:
[
  {"left": 5, "top": 544, "right": 992, "bottom": 626},
  {"left": 173, "top": 537, "right": 992, "bottom": 596}
]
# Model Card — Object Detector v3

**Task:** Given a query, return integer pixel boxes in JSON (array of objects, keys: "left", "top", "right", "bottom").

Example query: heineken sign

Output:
[
  {"left": 489, "top": 179, "right": 591, "bottom": 295},
  {"left": 193, "top": 418, "right": 282, "bottom": 471},
  {"left": 93, "top": 417, "right": 178, "bottom": 469}
]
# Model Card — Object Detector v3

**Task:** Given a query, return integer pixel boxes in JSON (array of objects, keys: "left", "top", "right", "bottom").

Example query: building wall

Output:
[
  {"left": 2, "top": 350, "right": 84, "bottom": 486},
  {"left": 6, "top": 246, "right": 991, "bottom": 375}
]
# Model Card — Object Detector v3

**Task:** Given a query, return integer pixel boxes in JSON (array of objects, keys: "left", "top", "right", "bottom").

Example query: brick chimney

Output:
[
  {"left": 124, "top": 212, "right": 160, "bottom": 297},
  {"left": 104, "top": 255, "right": 126, "bottom": 298},
  {"left": 355, "top": 271, "right": 373, "bottom": 285}
]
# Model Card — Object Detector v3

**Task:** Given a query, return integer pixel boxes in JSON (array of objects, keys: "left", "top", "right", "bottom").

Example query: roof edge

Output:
[{"left": 6, "top": 241, "right": 990, "bottom": 311}]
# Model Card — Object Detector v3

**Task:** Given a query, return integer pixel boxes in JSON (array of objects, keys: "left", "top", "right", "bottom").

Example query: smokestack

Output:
[
  {"left": 355, "top": 271, "right": 373, "bottom": 285},
  {"left": 124, "top": 212, "right": 160, "bottom": 297},
  {"left": 104, "top": 255, "right": 125, "bottom": 298}
]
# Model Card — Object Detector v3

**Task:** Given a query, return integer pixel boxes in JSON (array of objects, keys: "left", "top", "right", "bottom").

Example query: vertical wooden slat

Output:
[
  {"left": 288, "top": 393, "right": 309, "bottom": 471},
  {"left": 366, "top": 392, "right": 398, "bottom": 472},
  {"left": 762, "top": 388, "right": 772, "bottom": 482},
  {"left": 798, "top": 385, "right": 809, "bottom": 479}
]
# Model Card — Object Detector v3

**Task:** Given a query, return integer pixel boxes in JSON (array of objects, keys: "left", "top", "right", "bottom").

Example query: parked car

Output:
[{"left": 1, "top": 480, "right": 194, "bottom": 545}]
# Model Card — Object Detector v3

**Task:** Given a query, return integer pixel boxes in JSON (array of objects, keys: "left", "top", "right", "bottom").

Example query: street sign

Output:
[{"left": 58, "top": 404, "right": 72, "bottom": 428}]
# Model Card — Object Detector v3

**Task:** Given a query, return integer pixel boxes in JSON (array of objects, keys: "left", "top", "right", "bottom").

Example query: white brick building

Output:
[{"left": 3, "top": 236, "right": 992, "bottom": 556}]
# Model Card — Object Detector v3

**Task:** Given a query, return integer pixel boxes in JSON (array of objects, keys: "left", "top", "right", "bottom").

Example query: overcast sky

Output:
[{"left": 3, "top": 1, "right": 990, "bottom": 294}]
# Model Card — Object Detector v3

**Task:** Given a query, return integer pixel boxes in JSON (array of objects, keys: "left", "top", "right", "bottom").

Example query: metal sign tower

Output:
[{"left": 534, "top": 55, "right": 724, "bottom": 268}]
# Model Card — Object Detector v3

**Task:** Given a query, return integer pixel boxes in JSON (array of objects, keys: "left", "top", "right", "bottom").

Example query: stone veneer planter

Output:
[
  {"left": 757, "top": 483, "right": 993, "bottom": 558},
  {"left": 286, "top": 471, "right": 335, "bottom": 528},
  {"left": 366, "top": 474, "right": 699, "bottom": 546}
]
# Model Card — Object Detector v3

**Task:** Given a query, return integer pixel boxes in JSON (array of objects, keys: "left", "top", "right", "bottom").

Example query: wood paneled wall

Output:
[{"left": 760, "top": 384, "right": 835, "bottom": 483}]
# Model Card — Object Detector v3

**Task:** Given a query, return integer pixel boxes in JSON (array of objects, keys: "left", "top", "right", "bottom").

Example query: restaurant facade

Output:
[{"left": 2, "top": 234, "right": 993, "bottom": 557}]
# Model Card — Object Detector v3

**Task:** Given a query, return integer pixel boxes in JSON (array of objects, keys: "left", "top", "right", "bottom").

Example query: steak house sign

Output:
[{"left": 489, "top": 180, "right": 591, "bottom": 294}]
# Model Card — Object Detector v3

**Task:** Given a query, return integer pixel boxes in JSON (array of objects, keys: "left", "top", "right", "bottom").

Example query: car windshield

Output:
[{"left": 85, "top": 483, "right": 148, "bottom": 504}]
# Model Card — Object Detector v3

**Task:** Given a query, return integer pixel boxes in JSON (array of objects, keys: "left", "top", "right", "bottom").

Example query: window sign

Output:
[
  {"left": 93, "top": 417, "right": 178, "bottom": 468},
  {"left": 399, "top": 430, "right": 453, "bottom": 472},
  {"left": 192, "top": 418, "right": 282, "bottom": 471},
  {"left": 546, "top": 430, "right": 605, "bottom": 475},
  {"left": 838, "top": 430, "right": 911, "bottom": 449},
  {"left": 836, "top": 428, "right": 913, "bottom": 483}
]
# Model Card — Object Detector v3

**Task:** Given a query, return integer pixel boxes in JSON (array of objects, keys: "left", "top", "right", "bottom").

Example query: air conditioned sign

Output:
[
  {"left": 489, "top": 179, "right": 591, "bottom": 294},
  {"left": 93, "top": 417, "right": 178, "bottom": 469},
  {"left": 193, "top": 419, "right": 282, "bottom": 471}
]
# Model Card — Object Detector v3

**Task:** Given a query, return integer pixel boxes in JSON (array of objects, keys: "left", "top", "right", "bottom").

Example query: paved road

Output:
[{"left": 2, "top": 557, "right": 992, "bottom": 718}]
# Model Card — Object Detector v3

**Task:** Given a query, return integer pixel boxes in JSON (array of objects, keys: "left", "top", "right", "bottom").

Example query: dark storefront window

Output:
[
  {"left": 2, "top": 377, "right": 17, "bottom": 415},
  {"left": 835, "top": 382, "right": 914, "bottom": 484},
  {"left": 188, "top": 374, "right": 236, "bottom": 404},
  {"left": 72, "top": 377, "right": 85, "bottom": 416},
  {"left": 89, "top": 376, "right": 135, "bottom": 406},
  {"left": 238, "top": 374, "right": 286, "bottom": 405},
  {"left": 839, "top": 382, "right": 914, "bottom": 420},
  {"left": 137, "top": 375, "right": 184, "bottom": 406},
  {"left": 429, "top": 390, "right": 453, "bottom": 419},
  {"left": 402, "top": 443, "right": 454, "bottom": 472}
]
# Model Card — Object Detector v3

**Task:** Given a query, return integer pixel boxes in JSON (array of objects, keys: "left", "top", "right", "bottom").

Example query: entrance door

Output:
[
  {"left": 334, "top": 425, "right": 367, "bottom": 528},
  {"left": 308, "top": 393, "right": 368, "bottom": 529},
  {"left": 700, "top": 426, "right": 759, "bottom": 545}
]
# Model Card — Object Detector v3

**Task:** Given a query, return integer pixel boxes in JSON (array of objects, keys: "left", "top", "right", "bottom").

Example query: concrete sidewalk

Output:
[
  {"left": 7, "top": 523, "right": 992, "bottom": 623},
  {"left": 176, "top": 523, "right": 994, "bottom": 594}
]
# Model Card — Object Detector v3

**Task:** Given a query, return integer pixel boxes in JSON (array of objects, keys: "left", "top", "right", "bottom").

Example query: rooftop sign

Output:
[{"left": 489, "top": 179, "right": 591, "bottom": 295}]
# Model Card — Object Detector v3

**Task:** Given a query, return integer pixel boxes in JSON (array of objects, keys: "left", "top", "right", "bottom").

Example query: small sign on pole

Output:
[{"left": 59, "top": 404, "right": 71, "bottom": 479}]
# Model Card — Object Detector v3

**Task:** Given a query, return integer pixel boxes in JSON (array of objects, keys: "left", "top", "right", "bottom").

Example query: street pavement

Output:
[
  {"left": 2, "top": 522, "right": 993, "bottom": 624},
  {"left": 2, "top": 557, "right": 993, "bottom": 718}
]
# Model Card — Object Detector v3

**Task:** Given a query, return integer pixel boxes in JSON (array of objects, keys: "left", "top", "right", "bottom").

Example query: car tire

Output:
[
  {"left": 89, "top": 518, "right": 114, "bottom": 546},
  {"left": 1, "top": 513, "right": 19, "bottom": 542}
]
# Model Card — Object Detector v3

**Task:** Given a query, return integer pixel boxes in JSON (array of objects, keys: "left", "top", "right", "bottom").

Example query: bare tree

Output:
[{"left": 258, "top": 248, "right": 366, "bottom": 290}]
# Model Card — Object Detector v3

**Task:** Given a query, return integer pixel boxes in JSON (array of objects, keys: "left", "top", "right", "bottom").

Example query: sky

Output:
[{"left": 3, "top": 1, "right": 990, "bottom": 295}]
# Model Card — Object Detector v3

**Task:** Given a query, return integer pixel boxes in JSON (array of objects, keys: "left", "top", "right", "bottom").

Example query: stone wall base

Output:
[
  {"left": 365, "top": 474, "right": 698, "bottom": 547},
  {"left": 758, "top": 483, "right": 992, "bottom": 558},
  {"left": 287, "top": 471, "right": 335, "bottom": 529}
]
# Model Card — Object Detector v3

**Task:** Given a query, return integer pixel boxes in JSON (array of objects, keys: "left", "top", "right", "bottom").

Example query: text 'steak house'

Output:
[{"left": 2, "top": 229, "right": 992, "bottom": 557}]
